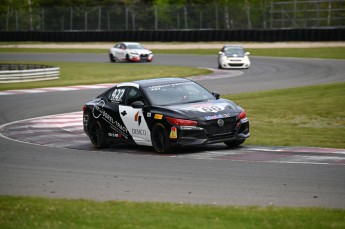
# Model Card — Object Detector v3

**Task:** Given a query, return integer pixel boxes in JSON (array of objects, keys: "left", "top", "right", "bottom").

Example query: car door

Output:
[
  {"left": 118, "top": 87, "right": 152, "bottom": 146},
  {"left": 113, "top": 43, "right": 126, "bottom": 60}
]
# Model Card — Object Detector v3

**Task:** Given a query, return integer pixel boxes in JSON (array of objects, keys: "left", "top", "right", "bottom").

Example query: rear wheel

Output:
[
  {"left": 151, "top": 124, "right": 172, "bottom": 154},
  {"left": 88, "top": 120, "right": 108, "bottom": 149},
  {"left": 224, "top": 139, "right": 245, "bottom": 148}
]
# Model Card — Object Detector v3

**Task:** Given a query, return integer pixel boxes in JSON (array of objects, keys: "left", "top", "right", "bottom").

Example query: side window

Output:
[
  {"left": 109, "top": 88, "right": 126, "bottom": 103},
  {"left": 126, "top": 88, "right": 145, "bottom": 106}
]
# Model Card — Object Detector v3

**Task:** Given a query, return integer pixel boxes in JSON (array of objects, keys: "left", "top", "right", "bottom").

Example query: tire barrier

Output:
[
  {"left": 0, "top": 28, "right": 344, "bottom": 42},
  {"left": 0, "top": 64, "right": 60, "bottom": 83}
]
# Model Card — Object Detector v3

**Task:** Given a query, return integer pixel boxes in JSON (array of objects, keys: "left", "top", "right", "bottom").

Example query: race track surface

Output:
[{"left": 1, "top": 53, "right": 345, "bottom": 208}]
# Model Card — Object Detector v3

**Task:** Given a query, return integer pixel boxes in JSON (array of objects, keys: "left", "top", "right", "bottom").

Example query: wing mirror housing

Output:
[
  {"left": 212, "top": 92, "right": 220, "bottom": 99},
  {"left": 245, "top": 52, "right": 250, "bottom": 56},
  {"left": 132, "top": 101, "right": 146, "bottom": 108}
]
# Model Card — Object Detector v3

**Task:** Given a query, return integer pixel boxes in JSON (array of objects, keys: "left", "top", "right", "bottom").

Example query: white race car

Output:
[
  {"left": 109, "top": 42, "right": 153, "bottom": 63},
  {"left": 218, "top": 45, "right": 251, "bottom": 69}
]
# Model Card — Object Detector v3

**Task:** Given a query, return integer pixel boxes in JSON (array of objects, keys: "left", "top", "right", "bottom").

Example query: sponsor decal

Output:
[
  {"left": 91, "top": 100, "right": 128, "bottom": 138},
  {"left": 170, "top": 126, "right": 177, "bottom": 139},
  {"left": 135, "top": 111, "right": 142, "bottom": 126},
  {"left": 180, "top": 126, "right": 199, "bottom": 130},
  {"left": 148, "top": 82, "right": 193, "bottom": 91},
  {"left": 154, "top": 114, "right": 163, "bottom": 119},
  {"left": 205, "top": 113, "right": 231, "bottom": 120},
  {"left": 108, "top": 133, "right": 123, "bottom": 138},
  {"left": 147, "top": 112, "right": 152, "bottom": 118},
  {"left": 132, "top": 129, "right": 147, "bottom": 136}
]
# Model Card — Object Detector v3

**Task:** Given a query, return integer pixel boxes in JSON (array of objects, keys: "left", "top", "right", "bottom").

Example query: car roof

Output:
[
  {"left": 121, "top": 42, "right": 141, "bottom": 46},
  {"left": 133, "top": 77, "right": 191, "bottom": 88},
  {"left": 222, "top": 45, "right": 244, "bottom": 48}
]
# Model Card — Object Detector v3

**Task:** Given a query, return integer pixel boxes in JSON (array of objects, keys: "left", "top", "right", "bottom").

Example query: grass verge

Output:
[
  {"left": 1, "top": 47, "right": 345, "bottom": 59},
  {"left": 0, "top": 62, "right": 211, "bottom": 91},
  {"left": 227, "top": 82, "right": 345, "bottom": 148},
  {"left": 1, "top": 196, "right": 345, "bottom": 229}
]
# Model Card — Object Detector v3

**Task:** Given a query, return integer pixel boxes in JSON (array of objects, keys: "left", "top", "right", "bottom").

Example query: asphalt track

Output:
[{"left": 1, "top": 53, "right": 345, "bottom": 208}]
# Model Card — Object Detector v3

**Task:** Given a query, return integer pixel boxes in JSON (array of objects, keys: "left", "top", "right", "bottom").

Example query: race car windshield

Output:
[
  {"left": 127, "top": 44, "right": 144, "bottom": 49},
  {"left": 144, "top": 81, "right": 215, "bottom": 106},
  {"left": 224, "top": 47, "right": 245, "bottom": 57}
]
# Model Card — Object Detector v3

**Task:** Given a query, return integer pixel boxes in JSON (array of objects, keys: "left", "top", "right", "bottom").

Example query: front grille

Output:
[
  {"left": 140, "top": 54, "right": 148, "bottom": 59},
  {"left": 202, "top": 117, "right": 237, "bottom": 135},
  {"left": 208, "top": 133, "right": 235, "bottom": 141},
  {"left": 229, "top": 63, "right": 244, "bottom": 67}
]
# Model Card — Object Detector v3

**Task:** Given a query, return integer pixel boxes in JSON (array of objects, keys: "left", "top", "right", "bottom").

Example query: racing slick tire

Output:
[
  {"left": 88, "top": 120, "right": 108, "bottom": 149},
  {"left": 224, "top": 139, "right": 245, "bottom": 148},
  {"left": 126, "top": 54, "right": 131, "bottom": 63},
  {"left": 109, "top": 53, "right": 116, "bottom": 63},
  {"left": 151, "top": 124, "right": 172, "bottom": 154}
]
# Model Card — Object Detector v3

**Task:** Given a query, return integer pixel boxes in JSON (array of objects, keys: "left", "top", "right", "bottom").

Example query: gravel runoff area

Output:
[{"left": 1, "top": 42, "right": 345, "bottom": 49}]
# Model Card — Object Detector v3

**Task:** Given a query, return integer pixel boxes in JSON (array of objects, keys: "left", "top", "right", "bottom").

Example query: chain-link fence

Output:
[{"left": 1, "top": 1, "right": 344, "bottom": 31}]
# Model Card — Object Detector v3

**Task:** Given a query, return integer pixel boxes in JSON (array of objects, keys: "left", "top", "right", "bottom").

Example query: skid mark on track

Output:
[{"left": 1, "top": 112, "right": 344, "bottom": 165}]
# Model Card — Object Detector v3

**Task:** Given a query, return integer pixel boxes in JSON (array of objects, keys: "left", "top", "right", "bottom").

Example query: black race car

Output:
[{"left": 83, "top": 78, "right": 249, "bottom": 153}]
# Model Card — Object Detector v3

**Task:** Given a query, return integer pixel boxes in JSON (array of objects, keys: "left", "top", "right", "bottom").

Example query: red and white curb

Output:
[{"left": 1, "top": 111, "right": 344, "bottom": 165}]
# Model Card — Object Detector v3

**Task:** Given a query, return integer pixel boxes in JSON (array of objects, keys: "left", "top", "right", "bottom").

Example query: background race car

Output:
[
  {"left": 83, "top": 78, "right": 249, "bottom": 153},
  {"left": 109, "top": 42, "right": 153, "bottom": 63},
  {"left": 218, "top": 45, "right": 251, "bottom": 69}
]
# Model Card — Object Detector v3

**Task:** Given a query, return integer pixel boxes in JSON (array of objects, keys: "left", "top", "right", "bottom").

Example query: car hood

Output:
[{"left": 153, "top": 99, "right": 241, "bottom": 121}]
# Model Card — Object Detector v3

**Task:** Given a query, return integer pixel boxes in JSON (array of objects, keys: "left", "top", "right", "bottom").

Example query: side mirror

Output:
[
  {"left": 132, "top": 101, "right": 145, "bottom": 108},
  {"left": 212, "top": 92, "right": 220, "bottom": 99},
  {"left": 245, "top": 52, "right": 250, "bottom": 56},
  {"left": 218, "top": 51, "right": 224, "bottom": 55}
]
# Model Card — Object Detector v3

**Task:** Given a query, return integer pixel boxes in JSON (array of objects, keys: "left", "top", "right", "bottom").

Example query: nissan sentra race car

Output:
[
  {"left": 109, "top": 42, "right": 153, "bottom": 62},
  {"left": 83, "top": 78, "right": 249, "bottom": 153}
]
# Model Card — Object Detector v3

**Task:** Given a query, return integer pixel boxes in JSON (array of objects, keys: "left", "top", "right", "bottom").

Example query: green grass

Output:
[
  {"left": 226, "top": 82, "right": 345, "bottom": 148},
  {"left": 0, "top": 62, "right": 211, "bottom": 91},
  {"left": 1, "top": 196, "right": 344, "bottom": 229},
  {"left": 1, "top": 47, "right": 345, "bottom": 59}
]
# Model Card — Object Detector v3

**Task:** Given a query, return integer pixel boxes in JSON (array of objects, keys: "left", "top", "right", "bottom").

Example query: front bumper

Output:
[
  {"left": 219, "top": 59, "right": 250, "bottom": 69},
  {"left": 129, "top": 53, "right": 154, "bottom": 62},
  {"left": 169, "top": 118, "right": 250, "bottom": 146}
]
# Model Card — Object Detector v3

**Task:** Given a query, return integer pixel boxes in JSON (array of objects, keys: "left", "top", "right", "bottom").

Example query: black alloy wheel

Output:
[
  {"left": 89, "top": 120, "right": 108, "bottom": 149},
  {"left": 151, "top": 124, "right": 172, "bottom": 154}
]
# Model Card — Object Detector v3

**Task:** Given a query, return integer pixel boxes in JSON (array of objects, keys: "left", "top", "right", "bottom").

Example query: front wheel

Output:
[
  {"left": 224, "top": 139, "right": 245, "bottom": 148},
  {"left": 109, "top": 53, "right": 115, "bottom": 62},
  {"left": 88, "top": 120, "right": 108, "bottom": 149},
  {"left": 151, "top": 124, "right": 172, "bottom": 154},
  {"left": 126, "top": 54, "right": 131, "bottom": 62}
]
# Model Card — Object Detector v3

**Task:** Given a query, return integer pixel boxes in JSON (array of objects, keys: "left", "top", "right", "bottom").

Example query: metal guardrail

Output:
[{"left": 0, "top": 64, "right": 60, "bottom": 83}]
